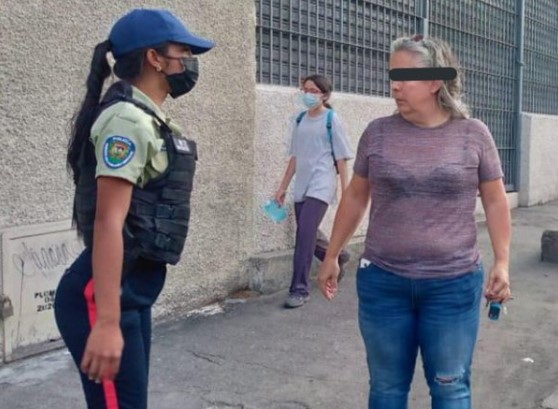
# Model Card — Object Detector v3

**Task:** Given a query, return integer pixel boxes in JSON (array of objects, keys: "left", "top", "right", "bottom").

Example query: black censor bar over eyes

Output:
[{"left": 389, "top": 67, "right": 458, "bottom": 81}]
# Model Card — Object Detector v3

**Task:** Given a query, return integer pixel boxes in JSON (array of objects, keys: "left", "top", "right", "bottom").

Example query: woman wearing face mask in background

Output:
[
  {"left": 54, "top": 9, "right": 213, "bottom": 409},
  {"left": 275, "top": 74, "right": 353, "bottom": 309}
]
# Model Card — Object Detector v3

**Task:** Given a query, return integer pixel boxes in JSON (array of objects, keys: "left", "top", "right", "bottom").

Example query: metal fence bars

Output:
[{"left": 256, "top": 0, "right": 558, "bottom": 191}]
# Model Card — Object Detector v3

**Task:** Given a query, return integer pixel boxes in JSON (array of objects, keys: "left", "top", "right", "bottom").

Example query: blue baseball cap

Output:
[{"left": 109, "top": 9, "right": 214, "bottom": 58}]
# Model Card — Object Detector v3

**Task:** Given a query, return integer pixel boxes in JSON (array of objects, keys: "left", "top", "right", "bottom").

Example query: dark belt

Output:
[{"left": 131, "top": 257, "right": 166, "bottom": 272}]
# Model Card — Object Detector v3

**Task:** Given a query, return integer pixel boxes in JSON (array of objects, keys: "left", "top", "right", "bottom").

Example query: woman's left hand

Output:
[{"left": 484, "top": 263, "right": 512, "bottom": 303}]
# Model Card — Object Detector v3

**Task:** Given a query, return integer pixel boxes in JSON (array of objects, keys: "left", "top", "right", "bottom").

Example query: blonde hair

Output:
[{"left": 390, "top": 35, "right": 469, "bottom": 119}]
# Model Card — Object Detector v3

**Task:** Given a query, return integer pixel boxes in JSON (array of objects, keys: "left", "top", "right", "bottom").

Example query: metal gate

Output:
[{"left": 426, "top": 0, "right": 519, "bottom": 190}]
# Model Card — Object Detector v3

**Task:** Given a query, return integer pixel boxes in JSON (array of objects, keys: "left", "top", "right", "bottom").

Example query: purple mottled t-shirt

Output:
[{"left": 353, "top": 114, "right": 504, "bottom": 279}]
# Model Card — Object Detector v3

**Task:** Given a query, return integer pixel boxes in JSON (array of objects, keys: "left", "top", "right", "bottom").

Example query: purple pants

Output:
[{"left": 289, "top": 197, "right": 350, "bottom": 296}]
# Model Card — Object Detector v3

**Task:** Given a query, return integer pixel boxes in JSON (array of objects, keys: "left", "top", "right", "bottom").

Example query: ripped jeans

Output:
[{"left": 357, "top": 262, "right": 484, "bottom": 409}]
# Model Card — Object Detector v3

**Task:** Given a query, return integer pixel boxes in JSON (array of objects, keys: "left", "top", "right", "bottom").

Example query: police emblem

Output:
[{"left": 103, "top": 136, "right": 136, "bottom": 169}]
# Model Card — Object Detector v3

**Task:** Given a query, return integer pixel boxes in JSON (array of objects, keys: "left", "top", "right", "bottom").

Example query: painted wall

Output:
[
  {"left": 0, "top": 0, "right": 257, "bottom": 360},
  {"left": 519, "top": 113, "right": 558, "bottom": 206}
]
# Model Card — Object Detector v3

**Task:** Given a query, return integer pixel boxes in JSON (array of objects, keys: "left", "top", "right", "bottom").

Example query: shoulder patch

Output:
[{"left": 103, "top": 136, "right": 136, "bottom": 169}]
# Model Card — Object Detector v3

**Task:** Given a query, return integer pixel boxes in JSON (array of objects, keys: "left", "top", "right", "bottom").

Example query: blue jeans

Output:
[{"left": 357, "top": 263, "right": 484, "bottom": 409}]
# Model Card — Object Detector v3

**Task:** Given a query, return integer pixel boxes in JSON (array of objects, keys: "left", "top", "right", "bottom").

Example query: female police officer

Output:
[{"left": 54, "top": 9, "right": 214, "bottom": 409}]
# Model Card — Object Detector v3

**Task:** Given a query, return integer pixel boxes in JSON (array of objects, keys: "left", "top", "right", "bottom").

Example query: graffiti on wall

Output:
[{"left": 1, "top": 222, "right": 84, "bottom": 361}]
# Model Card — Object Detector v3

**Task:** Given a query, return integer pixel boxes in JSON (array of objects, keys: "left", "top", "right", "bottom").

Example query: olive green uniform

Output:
[{"left": 91, "top": 86, "right": 184, "bottom": 186}]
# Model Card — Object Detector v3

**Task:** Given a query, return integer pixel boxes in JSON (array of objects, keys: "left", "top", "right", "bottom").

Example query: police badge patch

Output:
[{"left": 103, "top": 136, "right": 136, "bottom": 169}]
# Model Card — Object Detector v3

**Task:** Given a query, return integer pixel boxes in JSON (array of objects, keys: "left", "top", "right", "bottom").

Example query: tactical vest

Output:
[{"left": 73, "top": 82, "right": 196, "bottom": 267}]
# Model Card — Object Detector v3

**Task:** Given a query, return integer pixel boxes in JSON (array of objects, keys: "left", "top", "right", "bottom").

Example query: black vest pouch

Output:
[
  {"left": 124, "top": 120, "right": 197, "bottom": 267},
  {"left": 172, "top": 135, "right": 196, "bottom": 155}
]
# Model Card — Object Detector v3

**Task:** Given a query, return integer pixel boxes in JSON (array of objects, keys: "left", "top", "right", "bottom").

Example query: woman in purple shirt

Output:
[{"left": 318, "top": 35, "right": 512, "bottom": 409}]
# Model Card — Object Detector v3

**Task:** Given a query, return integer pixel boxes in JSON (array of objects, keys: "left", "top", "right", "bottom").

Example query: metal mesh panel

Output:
[
  {"left": 523, "top": 0, "right": 558, "bottom": 114},
  {"left": 255, "top": 0, "right": 558, "bottom": 191},
  {"left": 428, "top": 1, "right": 518, "bottom": 190},
  {"left": 256, "top": 0, "right": 421, "bottom": 95}
]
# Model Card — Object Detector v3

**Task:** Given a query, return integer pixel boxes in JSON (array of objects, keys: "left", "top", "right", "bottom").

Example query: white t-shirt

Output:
[{"left": 289, "top": 109, "right": 353, "bottom": 204}]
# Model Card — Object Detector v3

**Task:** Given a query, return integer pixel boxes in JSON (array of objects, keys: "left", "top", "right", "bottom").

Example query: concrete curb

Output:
[{"left": 247, "top": 238, "right": 365, "bottom": 294}]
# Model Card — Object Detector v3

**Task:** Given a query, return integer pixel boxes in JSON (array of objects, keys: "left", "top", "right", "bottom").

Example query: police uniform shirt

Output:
[{"left": 91, "top": 86, "right": 183, "bottom": 186}]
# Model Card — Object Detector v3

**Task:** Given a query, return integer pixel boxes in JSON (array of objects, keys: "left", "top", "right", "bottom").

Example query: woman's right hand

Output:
[
  {"left": 274, "top": 188, "right": 287, "bottom": 206},
  {"left": 80, "top": 321, "right": 124, "bottom": 383},
  {"left": 318, "top": 257, "right": 341, "bottom": 300}
]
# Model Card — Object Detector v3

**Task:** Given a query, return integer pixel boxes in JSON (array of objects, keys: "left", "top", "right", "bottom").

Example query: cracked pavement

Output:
[{"left": 1, "top": 202, "right": 558, "bottom": 408}]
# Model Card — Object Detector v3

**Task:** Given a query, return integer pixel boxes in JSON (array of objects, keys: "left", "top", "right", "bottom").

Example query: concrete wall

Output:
[
  {"left": 1, "top": 0, "right": 557, "bottom": 362},
  {"left": 519, "top": 113, "right": 558, "bottom": 207},
  {"left": 0, "top": 0, "right": 257, "bottom": 323},
  {"left": 0, "top": 0, "right": 400, "bottom": 360}
]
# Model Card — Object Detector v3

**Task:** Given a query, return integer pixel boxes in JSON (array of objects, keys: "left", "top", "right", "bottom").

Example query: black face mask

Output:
[{"left": 165, "top": 57, "right": 199, "bottom": 99}]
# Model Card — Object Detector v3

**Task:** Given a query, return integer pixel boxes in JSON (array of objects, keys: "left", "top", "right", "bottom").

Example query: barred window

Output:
[
  {"left": 523, "top": 0, "right": 558, "bottom": 115},
  {"left": 256, "top": 0, "right": 421, "bottom": 95},
  {"left": 428, "top": 0, "right": 518, "bottom": 190},
  {"left": 256, "top": 0, "right": 558, "bottom": 191}
]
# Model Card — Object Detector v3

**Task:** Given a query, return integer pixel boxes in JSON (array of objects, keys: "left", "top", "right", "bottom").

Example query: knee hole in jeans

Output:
[{"left": 433, "top": 370, "right": 464, "bottom": 386}]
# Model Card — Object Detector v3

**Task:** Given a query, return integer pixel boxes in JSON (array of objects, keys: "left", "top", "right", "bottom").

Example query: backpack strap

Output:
[
  {"left": 326, "top": 109, "right": 334, "bottom": 145},
  {"left": 326, "top": 109, "right": 339, "bottom": 174},
  {"left": 296, "top": 111, "right": 307, "bottom": 125},
  {"left": 326, "top": 109, "right": 336, "bottom": 160}
]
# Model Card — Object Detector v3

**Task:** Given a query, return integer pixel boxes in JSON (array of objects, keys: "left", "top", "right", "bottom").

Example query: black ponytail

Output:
[
  {"left": 67, "top": 40, "right": 112, "bottom": 184},
  {"left": 67, "top": 41, "right": 172, "bottom": 185}
]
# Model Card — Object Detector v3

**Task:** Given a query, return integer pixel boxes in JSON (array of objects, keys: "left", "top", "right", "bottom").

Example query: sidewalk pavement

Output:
[{"left": 1, "top": 201, "right": 558, "bottom": 409}]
